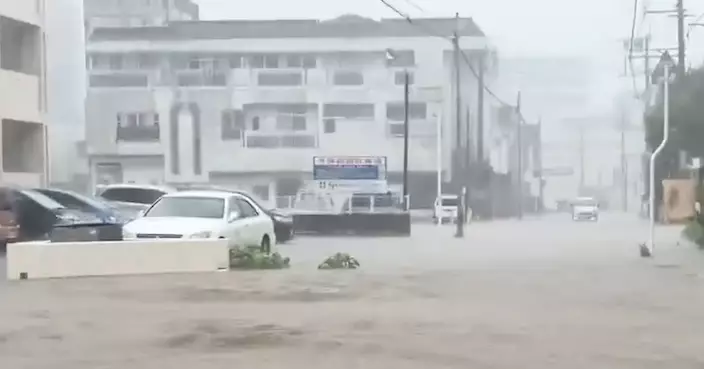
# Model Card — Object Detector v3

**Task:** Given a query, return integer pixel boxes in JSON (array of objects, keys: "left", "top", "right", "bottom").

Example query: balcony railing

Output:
[
  {"left": 116, "top": 126, "right": 160, "bottom": 142},
  {"left": 176, "top": 70, "right": 227, "bottom": 87},
  {"left": 89, "top": 72, "right": 149, "bottom": 87},
  {"left": 244, "top": 133, "right": 316, "bottom": 148}
]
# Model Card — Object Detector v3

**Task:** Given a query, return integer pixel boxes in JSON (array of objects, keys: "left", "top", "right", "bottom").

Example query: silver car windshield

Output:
[{"left": 144, "top": 197, "right": 225, "bottom": 219}]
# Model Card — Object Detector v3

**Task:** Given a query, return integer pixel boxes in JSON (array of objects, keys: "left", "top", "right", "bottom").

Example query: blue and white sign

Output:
[
  {"left": 313, "top": 156, "right": 388, "bottom": 193},
  {"left": 313, "top": 156, "right": 387, "bottom": 180}
]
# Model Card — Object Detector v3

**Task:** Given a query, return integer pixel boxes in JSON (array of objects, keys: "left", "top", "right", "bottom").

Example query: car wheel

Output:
[{"left": 261, "top": 235, "right": 271, "bottom": 254}]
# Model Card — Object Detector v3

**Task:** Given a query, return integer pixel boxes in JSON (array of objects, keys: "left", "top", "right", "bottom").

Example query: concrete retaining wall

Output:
[{"left": 6, "top": 239, "right": 230, "bottom": 280}]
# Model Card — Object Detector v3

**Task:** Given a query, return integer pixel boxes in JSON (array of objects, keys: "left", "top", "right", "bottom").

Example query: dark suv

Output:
[{"left": 0, "top": 187, "right": 101, "bottom": 249}]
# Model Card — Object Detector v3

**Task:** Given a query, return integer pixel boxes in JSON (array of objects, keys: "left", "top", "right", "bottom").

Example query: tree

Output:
[{"left": 645, "top": 67, "right": 704, "bottom": 158}]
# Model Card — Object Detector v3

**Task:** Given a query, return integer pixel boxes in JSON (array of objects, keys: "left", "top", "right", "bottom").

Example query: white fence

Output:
[{"left": 6, "top": 239, "right": 229, "bottom": 280}]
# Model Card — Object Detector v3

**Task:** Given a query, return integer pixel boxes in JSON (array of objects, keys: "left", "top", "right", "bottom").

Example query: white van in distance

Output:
[{"left": 433, "top": 194, "right": 459, "bottom": 224}]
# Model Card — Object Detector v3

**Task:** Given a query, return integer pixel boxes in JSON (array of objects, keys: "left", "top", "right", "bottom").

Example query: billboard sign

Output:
[
  {"left": 313, "top": 156, "right": 387, "bottom": 180},
  {"left": 313, "top": 156, "right": 388, "bottom": 193}
]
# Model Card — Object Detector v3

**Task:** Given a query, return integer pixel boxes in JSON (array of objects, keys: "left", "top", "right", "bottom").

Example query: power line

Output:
[
  {"left": 399, "top": 0, "right": 426, "bottom": 14},
  {"left": 628, "top": 0, "right": 641, "bottom": 95},
  {"left": 377, "top": 0, "right": 531, "bottom": 125},
  {"left": 378, "top": 0, "right": 449, "bottom": 40}
]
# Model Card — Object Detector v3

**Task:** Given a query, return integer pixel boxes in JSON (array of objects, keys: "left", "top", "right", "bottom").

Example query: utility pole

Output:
[
  {"left": 453, "top": 31, "right": 465, "bottom": 238},
  {"left": 537, "top": 117, "right": 544, "bottom": 213},
  {"left": 477, "top": 51, "right": 485, "bottom": 162},
  {"left": 676, "top": 0, "right": 686, "bottom": 77},
  {"left": 465, "top": 108, "right": 471, "bottom": 219},
  {"left": 620, "top": 112, "right": 628, "bottom": 212},
  {"left": 402, "top": 70, "right": 410, "bottom": 210},
  {"left": 578, "top": 124, "right": 585, "bottom": 194},
  {"left": 516, "top": 91, "right": 523, "bottom": 220},
  {"left": 644, "top": 34, "right": 651, "bottom": 87}
]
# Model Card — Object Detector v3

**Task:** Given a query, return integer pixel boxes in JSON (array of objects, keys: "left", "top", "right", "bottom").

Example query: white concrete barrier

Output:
[{"left": 6, "top": 239, "right": 230, "bottom": 280}]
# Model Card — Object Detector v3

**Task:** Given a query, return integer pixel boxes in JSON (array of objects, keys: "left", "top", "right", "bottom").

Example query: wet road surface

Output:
[{"left": 1, "top": 213, "right": 704, "bottom": 368}]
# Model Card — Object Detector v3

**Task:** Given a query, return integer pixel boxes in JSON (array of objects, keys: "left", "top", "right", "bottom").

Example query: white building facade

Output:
[
  {"left": 84, "top": 16, "right": 492, "bottom": 206},
  {"left": 0, "top": 0, "right": 48, "bottom": 187}
]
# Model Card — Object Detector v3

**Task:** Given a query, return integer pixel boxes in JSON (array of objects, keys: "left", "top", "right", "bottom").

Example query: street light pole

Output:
[
  {"left": 648, "top": 63, "right": 671, "bottom": 255},
  {"left": 385, "top": 48, "right": 411, "bottom": 210}
]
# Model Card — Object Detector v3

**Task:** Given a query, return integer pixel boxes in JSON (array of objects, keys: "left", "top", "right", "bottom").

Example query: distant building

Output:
[
  {"left": 0, "top": 1, "right": 48, "bottom": 186},
  {"left": 83, "top": 14, "right": 495, "bottom": 206},
  {"left": 46, "top": 0, "right": 87, "bottom": 187},
  {"left": 496, "top": 57, "right": 644, "bottom": 209}
]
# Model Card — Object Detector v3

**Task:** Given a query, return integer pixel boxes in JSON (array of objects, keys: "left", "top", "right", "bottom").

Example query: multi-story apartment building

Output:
[
  {"left": 84, "top": 14, "right": 492, "bottom": 205},
  {"left": 0, "top": 0, "right": 48, "bottom": 186}
]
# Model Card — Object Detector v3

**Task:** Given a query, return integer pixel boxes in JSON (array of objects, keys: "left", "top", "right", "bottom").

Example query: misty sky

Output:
[{"left": 194, "top": 0, "right": 703, "bottom": 62}]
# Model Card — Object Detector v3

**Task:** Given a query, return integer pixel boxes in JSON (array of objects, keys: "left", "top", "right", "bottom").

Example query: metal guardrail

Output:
[
  {"left": 274, "top": 193, "right": 409, "bottom": 214},
  {"left": 274, "top": 193, "right": 411, "bottom": 236}
]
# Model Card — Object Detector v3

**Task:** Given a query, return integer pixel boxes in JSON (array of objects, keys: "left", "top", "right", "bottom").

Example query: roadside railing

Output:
[{"left": 274, "top": 193, "right": 409, "bottom": 214}]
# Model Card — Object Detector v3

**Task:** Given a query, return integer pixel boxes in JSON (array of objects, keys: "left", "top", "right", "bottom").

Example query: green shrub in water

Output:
[
  {"left": 229, "top": 248, "right": 290, "bottom": 270},
  {"left": 682, "top": 220, "right": 704, "bottom": 248},
  {"left": 318, "top": 253, "right": 360, "bottom": 269}
]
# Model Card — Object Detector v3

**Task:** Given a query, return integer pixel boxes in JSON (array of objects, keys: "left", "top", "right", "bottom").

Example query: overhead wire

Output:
[
  {"left": 398, "top": 0, "right": 426, "bottom": 14},
  {"left": 378, "top": 0, "right": 524, "bottom": 122},
  {"left": 627, "top": 0, "right": 641, "bottom": 95}
]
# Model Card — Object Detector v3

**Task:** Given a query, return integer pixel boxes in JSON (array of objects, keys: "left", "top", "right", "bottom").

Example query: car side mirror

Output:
[{"left": 228, "top": 211, "right": 241, "bottom": 223}]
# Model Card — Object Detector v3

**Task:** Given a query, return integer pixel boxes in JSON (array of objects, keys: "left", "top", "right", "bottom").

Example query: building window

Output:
[
  {"left": 221, "top": 109, "right": 243, "bottom": 140},
  {"left": 257, "top": 72, "right": 302, "bottom": 86},
  {"left": 137, "top": 53, "right": 156, "bottom": 69},
  {"left": 389, "top": 123, "right": 405, "bottom": 136},
  {"left": 127, "top": 113, "right": 138, "bottom": 126},
  {"left": 302, "top": 55, "right": 317, "bottom": 68},
  {"left": 251, "top": 116, "right": 260, "bottom": 131},
  {"left": 386, "top": 102, "right": 427, "bottom": 120},
  {"left": 394, "top": 71, "right": 414, "bottom": 85},
  {"left": 323, "top": 103, "right": 374, "bottom": 119},
  {"left": 89, "top": 74, "right": 149, "bottom": 87},
  {"left": 264, "top": 55, "right": 280, "bottom": 68},
  {"left": 249, "top": 55, "right": 265, "bottom": 68},
  {"left": 333, "top": 71, "right": 364, "bottom": 86},
  {"left": 324, "top": 118, "right": 336, "bottom": 133},
  {"left": 109, "top": 54, "right": 122, "bottom": 70},
  {"left": 188, "top": 58, "right": 201, "bottom": 69},
  {"left": 116, "top": 111, "right": 160, "bottom": 142},
  {"left": 253, "top": 185, "right": 270, "bottom": 201},
  {"left": 285, "top": 55, "right": 302, "bottom": 68},
  {"left": 276, "top": 115, "right": 306, "bottom": 131},
  {"left": 386, "top": 50, "right": 415, "bottom": 67},
  {"left": 228, "top": 55, "right": 243, "bottom": 68}
]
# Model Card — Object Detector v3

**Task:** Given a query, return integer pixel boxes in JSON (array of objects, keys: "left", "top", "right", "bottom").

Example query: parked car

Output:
[
  {"left": 0, "top": 187, "right": 102, "bottom": 246},
  {"left": 34, "top": 188, "right": 127, "bottom": 224},
  {"left": 173, "top": 185, "right": 295, "bottom": 244},
  {"left": 98, "top": 184, "right": 176, "bottom": 220},
  {"left": 122, "top": 190, "right": 276, "bottom": 252},
  {"left": 571, "top": 197, "right": 599, "bottom": 221},
  {"left": 0, "top": 188, "right": 19, "bottom": 252}
]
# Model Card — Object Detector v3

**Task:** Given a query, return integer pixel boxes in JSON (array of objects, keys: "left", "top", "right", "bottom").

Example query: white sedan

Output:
[{"left": 122, "top": 190, "right": 276, "bottom": 252}]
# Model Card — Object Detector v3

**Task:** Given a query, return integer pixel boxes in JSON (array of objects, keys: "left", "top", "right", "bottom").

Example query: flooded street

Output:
[{"left": 2, "top": 214, "right": 704, "bottom": 368}]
